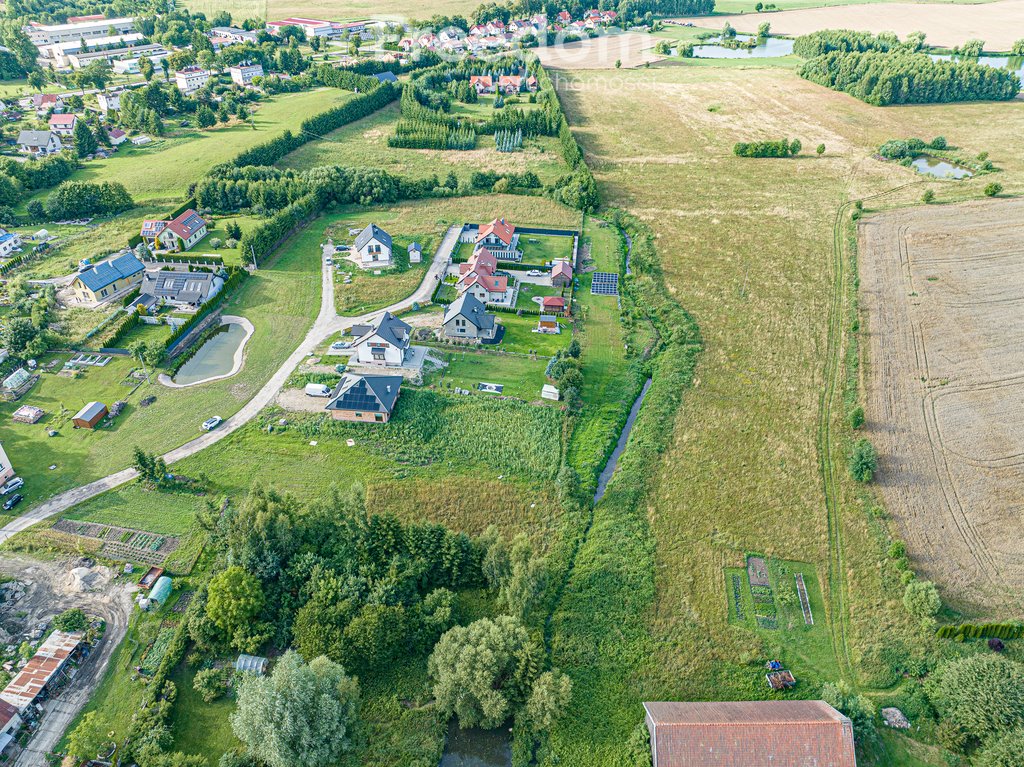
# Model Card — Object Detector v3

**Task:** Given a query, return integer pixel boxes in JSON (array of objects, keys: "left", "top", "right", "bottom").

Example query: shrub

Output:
[
  {"left": 848, "top": 438, "right": 877, "bottom": 482},
  {"left": 984, "top": 182, "right": 1003, "bottom": 197},
  {"left": 927, "top": 655, "right": 1024, "bottom": 743},
  {"left": 54, "top": 608, "right": 89, "bottom": 632},
  {"left": 930, "top": 135, "right": 947, "bottom": 149},
  {"left": 209, "top": 237, "right": 223, "bottom": 249},
  {"left": 193, "top": 667, "right": 229, "bottom": 702},
  {"left": 922, "top": 189, "right": 935, "bottom": 204},
  {"left": 848, "top": 405, "right": 865, "bottom": 429},
  {"left": 903, "top": 579, "right": 941, "bottom": 622}
]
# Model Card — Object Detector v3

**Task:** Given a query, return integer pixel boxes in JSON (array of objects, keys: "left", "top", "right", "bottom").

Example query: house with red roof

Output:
[
  {"left": 642, "top": 700, "right": 857, "bottom": 767},
  {"left": 498, "top": 75, "right": 523, "bottom": 94},
  {"left": 48, "top": 112, "right": 77, "bottom": 137},
  {"left": 140, "top": 209, "right": 209, "bottom": 252},
  {"left": 541, "top": 295, "right": 567, "bottom": 314},
  {"left": 476, "top": 217, "right": 521, "bottom": 260},
  {"left": 458, "top": 247, "right": 512, "bottom": 304},
  {"left": 551, "top": 260, "right": 573, "bottom": 287},
  {"left": 470, "top": 75, "right": 495, "bottom": 94},
  {"left": 557, "top": 10, "right": 572, "bottom": 23}
]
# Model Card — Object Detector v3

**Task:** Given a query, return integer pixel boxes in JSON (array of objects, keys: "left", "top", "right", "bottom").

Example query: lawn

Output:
[
  {"left": 23, "top": 89, "right": 354, "bottom": 205},
  {"left": 520, "top": 233, "right": 575, "bottom": 264},
  {"left": 499, "top": 311, "right": 572, "bottom": 355},
  {"left": 545, "top": 60, "right": 1024, "bottom": 766},
  {"left": 424, "top": 348, "right": 552, "bottom": 401},
  {"left": 276, "top": 102, "right": 571, "bottom": 187},
  {"left": 62, "top": 483, "right": 211, "bottom": 536},
  {"left": 514, "top": 280, "right": 564, "bottom": 309},
  {"left": 168, "top": 663, "right": 242, "bottom": 765}
]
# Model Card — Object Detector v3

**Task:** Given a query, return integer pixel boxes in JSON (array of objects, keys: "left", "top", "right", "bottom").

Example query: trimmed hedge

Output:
[
  {"left": 937, "top": 622, "right": 1024, "bottom": 640},
  {"left": 239, "top": 193, "right": 320, "bottom": 265}
]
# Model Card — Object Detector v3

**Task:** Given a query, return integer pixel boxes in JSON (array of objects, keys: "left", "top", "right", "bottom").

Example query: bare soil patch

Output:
[
  {"left": 537, "top": 32, "right": 661, "bottom": 70},
  {"left": 859, "top": 197, "right": 1024, "bottom": 613},
  {"left": 679, "top": 0, "right": 1024, "bottom": 50}
]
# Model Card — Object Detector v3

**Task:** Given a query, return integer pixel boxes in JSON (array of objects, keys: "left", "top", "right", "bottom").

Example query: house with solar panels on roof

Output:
[
  {"left": 353, "top": 224, "right": 393, "bottom": 267},
  {"left": 325, "top": 373, "right": 403, "bottom": 423},
  {"left": 131, "top": 268, "right": 225, "bottom": 311},
  {"left": 351, "top": 312, "right": 411, "bottom": 367},
  {"left": 0, "top": 230, "right": 21, "bottom": 259},
  {"left": 140, "top": 209, "right": 209, "bottom": 252},
  {"left": 69, "top": 251, "right": 145, "bottom": 304}
]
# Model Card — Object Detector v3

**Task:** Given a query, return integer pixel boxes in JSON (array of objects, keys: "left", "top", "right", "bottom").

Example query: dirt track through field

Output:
[
  {"left": 679, "top": 0, "right": 1024, "bottom": 50},
  {"left": 860, "top": 198, "right": 1024, "bottom": 613}
]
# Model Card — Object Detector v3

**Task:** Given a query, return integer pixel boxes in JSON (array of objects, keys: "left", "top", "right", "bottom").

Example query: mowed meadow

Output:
[{"left": 549, "top": 62, "right": 1024, "bottom": 764}]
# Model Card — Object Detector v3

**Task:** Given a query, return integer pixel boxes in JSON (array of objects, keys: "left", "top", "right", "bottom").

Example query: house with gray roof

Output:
[
  {"left": 17, "top": 130, "right": 62, "bottom": 156},
  {"left": 443, "top": 293, "right": 498, "bottom": 341},
  {"left": 70, "top": 252, "right": 145, "bottom": 303},
  {"left": 325, "top": 373, "right": 402, "bottom": 423},
  {"left": 132, "top": 268, "right": 224, "bottom": 311},
  {"left": 354, "top": 224, "right": 393, "bottom": 266},
  {"left": 352, "top": 311, "right": 411, "bottom": 366}
]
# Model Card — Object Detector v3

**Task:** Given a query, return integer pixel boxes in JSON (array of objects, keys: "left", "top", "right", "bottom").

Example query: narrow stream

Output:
[{"left": 593, "top": 377, "right": 653, "bottom": 504}]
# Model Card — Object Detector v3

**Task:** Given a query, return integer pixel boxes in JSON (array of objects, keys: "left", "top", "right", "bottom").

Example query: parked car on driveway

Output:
[
  {"left": 3, "top": 493, "right": 23, "bottom": 511},
  {"left": 202, "top": 416, "right": 223, "bottom": 431},
  {"left": 331, "top": 341, "right": 351, "bottom": 350},
  {"left": 1, "top": 477, "right": 23, "bottom": 495},
  {"left": 526, "top": 269, "right": 543, "bottom": 277}
]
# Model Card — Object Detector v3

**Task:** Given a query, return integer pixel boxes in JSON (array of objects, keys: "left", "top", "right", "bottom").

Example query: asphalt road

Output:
[{"left": 0, "top": 225, "right": 458, "bottom": 544}]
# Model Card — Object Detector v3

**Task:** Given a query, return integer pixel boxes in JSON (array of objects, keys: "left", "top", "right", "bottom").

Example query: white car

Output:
[
  {"left": 324, "top": 257, "right": 333, "bottom": 265},
  {"left": 526, "top": 269, "right": 544, "bottom": 277},
  {"left": 201, "top": 416, "right": 223, "bottom": 432},
  {"left": 0, "top": 477, "right": 24, "bottom": 495}
]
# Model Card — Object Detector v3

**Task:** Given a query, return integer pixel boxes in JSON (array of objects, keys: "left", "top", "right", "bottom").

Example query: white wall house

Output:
[
  {"left": 352, "top": 312, "right": 411, "bottom": 367},
  {"left": 174, "top": 66, "right": 210, "bottom": 94},
  {"left": 229, "top": 63, "right": 264, "bottom": 86},
  {"left": 354, "top": 224, "right": 393, "bottom": 266}
]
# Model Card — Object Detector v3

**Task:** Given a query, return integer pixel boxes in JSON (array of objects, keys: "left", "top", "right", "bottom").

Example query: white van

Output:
[{"left": 305, "top": 383, "right": 331, "bottom": 397}]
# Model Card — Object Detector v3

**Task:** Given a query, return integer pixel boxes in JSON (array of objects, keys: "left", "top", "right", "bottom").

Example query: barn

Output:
[{"left": 72, "top": 401, "right": 108, "bottom": 429}]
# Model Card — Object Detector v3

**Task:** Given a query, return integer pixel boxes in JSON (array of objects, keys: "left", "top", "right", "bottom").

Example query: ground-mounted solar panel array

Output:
[{"left": 591, "top": 272, "right": 620, "bottom": 296}]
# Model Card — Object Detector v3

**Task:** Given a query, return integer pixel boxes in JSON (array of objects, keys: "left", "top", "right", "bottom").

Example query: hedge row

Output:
[
  {"left": 0, "top": 253, "right": 27, "bottom": 275},
  {"left": 238, "top": 193, "right": 320, "bottom": 265},
  {"left": 149, "top": 253, "right": 225, "bottom": 266},
  {"left": 936, "top": 622, "right": 1024, "bottom": 640},
  {"left": 106, "top": 311, "right": 141, "bottom": 347},
  {"left": 231, "top": 83, "right": 398, "bottom": 167}
]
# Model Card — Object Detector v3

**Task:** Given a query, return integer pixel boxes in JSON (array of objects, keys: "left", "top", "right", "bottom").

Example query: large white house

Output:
[
  {"left": 0, "top": 230, "right": 23, "bottom": 259},
  {"left": 353, "top": 224, "right": 393, "bottom": 267},
  {"left": 174, "top": 66, "right": 210, "bottom": 94},
  {"left": 351, "top": 312, "right": 411, "bottom": 367},
  {"left": 140, "top": 209, "right": 209, "bottom": 252},
  {"left": 229, "top": 62, "right": 264, "bottom": 86},
  {"left": 17, "top": 130, "right": 62, "bottom": 156}
]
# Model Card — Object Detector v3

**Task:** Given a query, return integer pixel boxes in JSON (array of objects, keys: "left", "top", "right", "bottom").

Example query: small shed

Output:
[
  {"left": 537, "top": 314, "right": 558, "bottom": 332},
  {"left": 72, "top": 401, "right": 108, "bottom": 429},
  {"left": 408, "top": 241, "right": 422, "bottom": 263},
  {"left": 541, "top": 384, "right": 560, "bottom": 401},
  {"left": 541, "top": 295, "right": 566, "bottom": 314},
  {"left": 235, "top": 654, "right": 268, "bottom": 675},
  {"left": 150, "top": 576, "right": 172, "bottom": 604}
]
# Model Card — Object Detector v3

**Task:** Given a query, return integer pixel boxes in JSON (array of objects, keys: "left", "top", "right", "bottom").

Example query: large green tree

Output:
[
  {"left": 231, "top": 651, "right": 360, "bottom": 767},
  {"left": 207, "top": 566, "right": 265, "bottom": 638},
  {"left": 428, "top": 615, "right": 542, "bottom": 729}
]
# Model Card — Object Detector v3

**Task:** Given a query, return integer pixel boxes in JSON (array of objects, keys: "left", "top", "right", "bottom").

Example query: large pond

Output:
[
  {"left": 928, "top": 53, "right": 1024, "bottom": 80},
  {"left": 439, "top": 724, "right": 511, "bottom": 767},
  {"left": 691, "top": 34, "right": 795, "bottom": 59},
  {"left": 172, "top": 322, "right": 247, "bottom": 385},
  {"left": 910, "top": 155, "right": 974, "bottom": 180}
]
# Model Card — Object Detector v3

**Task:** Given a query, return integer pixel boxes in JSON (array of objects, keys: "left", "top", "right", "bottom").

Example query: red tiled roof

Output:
[
  {"left": 470, "top": 75, "right": 493, "bottom": 87},
  {"left": 48, "top": 113, "right": 76, "bottom": 126},
  {"left": 462, "top": 273, "right": 507, "bottom": 294},
  {"left": 542, "top": 295, "right": 565, "bottom": 309},
  {"left": 0, "top": 698, "right": 18, "bottom": 728},
  {"left": 477, "top": 217, "right": 515, "bottom": 246},
  {"left": 552, "top": 260, "right": 573, "bottom": 279},
  {"left": 164, "top": 209, "right": 207, "bottom": 239},
  {"left": 644, "top": 701, "right": 857, "bottom": 767},
  {"left": 1, "top": 631, "right": 83, "bottom": 711}
]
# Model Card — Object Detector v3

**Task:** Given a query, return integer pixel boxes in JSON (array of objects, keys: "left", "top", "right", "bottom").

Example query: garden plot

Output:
[
  {"left": 859, "top": 198, "right": 1024, "bottom": 613},
  {"left": 52, "top": 519, "right": 179, "bottom": 564}
]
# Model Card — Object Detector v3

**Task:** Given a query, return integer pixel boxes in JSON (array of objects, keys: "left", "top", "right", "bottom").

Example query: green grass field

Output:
[
  {"left": 169, "top": 663, "right": 242, "bottom": 765},
  {"left": 63, "top": 484, "right": 211, "bottom": 536},
  {"left": 22, "top": 89, "right": 353, "bottom": 205},
  {"left": 276, "top": 102, "right": 570, "bottom": 186},
  {"left": 425, "top": 348, "right": 551, "bottom": 401}
]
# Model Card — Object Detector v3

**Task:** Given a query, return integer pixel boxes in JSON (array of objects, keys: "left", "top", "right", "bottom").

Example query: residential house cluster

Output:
[
  {"left": 401, "top": 15, "right": 546, "bottom": 55},
  {"left": 457, "top": 247, "right": 511, "bottom": 304},
  {"left": 265, "top": 17, "right": 366, "bottom": 38},
  {"left": 140, "top": 209, "right": 209, "bottom": 252},
  {"left": 468, "top": 72, "right": 539, "bottom": 95}
]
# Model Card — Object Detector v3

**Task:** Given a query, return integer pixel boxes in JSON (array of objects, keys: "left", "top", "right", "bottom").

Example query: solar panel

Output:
[{"left": 590, "top": 272, "right": 619, "bottom": 296}]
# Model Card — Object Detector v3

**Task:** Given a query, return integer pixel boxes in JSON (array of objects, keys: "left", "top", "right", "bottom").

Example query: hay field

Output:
[
  {"left": 551, "top": 63, "right": 1024, "bottom": 746},
  {"left": 680, "top": 0, "right": 1024, "bottom": 50},
  {"left": 859, "top": 199, "right": 1024, "bottom": 614},
  {"left": 182, "top": 0, "right": 478, "bottom": 22},
  {"left": 537, "top": 32, "right": 661, "bottom": 70}
]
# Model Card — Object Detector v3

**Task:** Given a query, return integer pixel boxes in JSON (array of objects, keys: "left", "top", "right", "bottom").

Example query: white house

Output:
[
  {"left": 229, "top": 62, "right": 264, "bottom": 86},
  {"left": 47, "top": 113, "right": 77, "bottom": 137},
  {"left": 351, "top": 312, "right": 411, "bottom": 367},
  {"left": 17, "top": 130, "right": 62, "bottom": 156},
  {"left": 97, "top": 90, "right": 121, "bottom": 114},
  {"left": 354, "top": 224, "right": 393, "bottom": 267},
  {"left": 0, "top": 230, "right": 22, "bottom": 259},
  {"left": 140, "top": 209, "right": 208, "bottom": 252},
  {"left": 407, "top": 242, "right": 422, "bottom": 264},
  {"left": 174, "top": 66, "right": 210, "bottom": 94},
  {"left": 108, "top": 128, "right": 127, "bottom": 145}
]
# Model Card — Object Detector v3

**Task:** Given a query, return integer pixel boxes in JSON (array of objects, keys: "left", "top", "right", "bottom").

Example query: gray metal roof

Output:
[
  {"left": 74, "top": 401, "right": 106, "bottom": 422},
  {"left": 140, "top": 269, "right": 220, "bottom": 305},
  {"left": 17, "top": 130, "right": 55, "bottom": 147},
  {"left": 444, "top": 293, "right": 495, "bottom": 331},
  {"left": 355, "top": 311, "right": 411, "bottom": 349},
  {"left": 326, "top": 373, "right": 402, "bottom": 414},
  {"left": 354, "top": 224, "right": 392, "bottom": 253}
]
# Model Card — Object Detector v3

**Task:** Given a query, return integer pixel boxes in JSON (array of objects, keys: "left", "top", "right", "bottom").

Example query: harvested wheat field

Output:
[
  {"left": 679, "top": 0, "right": 1024, "bottom": 50},
  {"left": 537, "top": 32, "right": 661, "bottom": 69},
  {"left": 860, "top": 198, "right": 1024, "bottom": 614}
]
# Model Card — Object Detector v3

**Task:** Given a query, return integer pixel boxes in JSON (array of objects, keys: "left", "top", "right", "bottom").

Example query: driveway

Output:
[{"left": 0, "top": 225, "right": 460, "bottom": 544}]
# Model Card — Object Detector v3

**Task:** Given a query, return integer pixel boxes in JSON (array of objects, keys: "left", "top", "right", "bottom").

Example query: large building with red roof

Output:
[{"left": 141, "top": 209, "right": 209, "bottom": 252}]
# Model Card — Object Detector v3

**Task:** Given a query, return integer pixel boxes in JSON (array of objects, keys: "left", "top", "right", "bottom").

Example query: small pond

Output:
[
  {"left": 172, "top": 322, "right": 247, "bottom": 385},
  {"left": 928, "top": 53, "right": 1024, "bottom": 81},
  {"left": 439, "top": 724, "right": 511, "bottom": 767},
  {"left": 910, "top": 155, "right": 974, "bottom": 180},
  {"left": 691, "top": 34, "right": 795, "bottom": 59}
]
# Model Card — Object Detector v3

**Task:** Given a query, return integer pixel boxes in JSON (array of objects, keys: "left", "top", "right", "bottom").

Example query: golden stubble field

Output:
[
  {"left": 860, "top": 198, "right": 1024, "bottom": 614},
  {"left": 557, "top": 63, "right": 1024, "bottom": 689}
]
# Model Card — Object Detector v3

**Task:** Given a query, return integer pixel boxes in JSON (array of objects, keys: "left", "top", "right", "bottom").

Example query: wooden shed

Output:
[{"left": 72, "top": 401, "right": 108, "bottom": 429}]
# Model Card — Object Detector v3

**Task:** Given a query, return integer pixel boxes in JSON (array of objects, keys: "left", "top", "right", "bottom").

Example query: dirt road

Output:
[
  {"left": 859, "top": 198, "right": 1024, "bottom": 613},
  {"left": 0, "top": 556, "right": 135, "bottom": 767},
  {"left": 0, "top": 226, "right": 458, "bottom": 543}
]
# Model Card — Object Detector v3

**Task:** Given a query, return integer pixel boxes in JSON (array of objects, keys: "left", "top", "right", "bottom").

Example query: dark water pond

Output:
[
  {"left": 172, "top": 322, "right": 246, "bottom": 384},
  {"left": 691, "top": 34, "right": 795, "bottom": 59},
  {"left": 439, "top": 724, "right": 512, "bottom": 767},
  {"left": 910, "top": 155, "right": 974, "bottom": 179}
]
